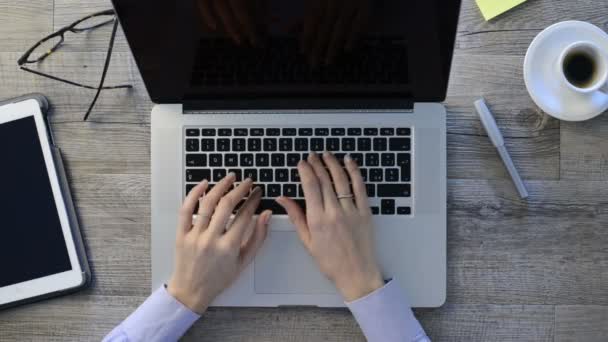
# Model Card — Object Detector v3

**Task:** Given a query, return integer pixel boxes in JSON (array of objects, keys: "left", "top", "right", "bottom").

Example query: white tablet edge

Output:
[{"left": 0, "top": 100, "right": 84, "bottom": 306}]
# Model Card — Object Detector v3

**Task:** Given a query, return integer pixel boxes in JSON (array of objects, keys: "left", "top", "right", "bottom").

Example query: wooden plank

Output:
[
  {"left": 0, "top": 52, "right": 151, "bottom": 124},
  {"left": 445, "top": 53, "right": 560, "bottom": 180},
  {"left": 555, "top": 306, "right": 608, "bottom": 342},
  {"left": 560, "top": 114, "right": 608, "bottom": 180},
  {"left": 415, "top": 304, "right": 554, "bottom": 342},
  {"left": 53, "top": 0, "right": 130, "bottom": 53},
  {"left": 0, "top": 1, "right": 53, "bottom": 52},
  {"left": 447, "top": 179, "right": 608, "bottom": 305}
]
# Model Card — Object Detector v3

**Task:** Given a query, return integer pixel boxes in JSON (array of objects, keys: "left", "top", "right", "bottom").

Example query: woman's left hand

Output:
[{"left": 167, "top": 174, "right": 272, "bottom": 314}]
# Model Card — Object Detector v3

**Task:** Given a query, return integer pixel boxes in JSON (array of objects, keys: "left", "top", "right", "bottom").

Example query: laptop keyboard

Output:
[{"left": 184, "top": 127, "right": 412, "bottom": 216}]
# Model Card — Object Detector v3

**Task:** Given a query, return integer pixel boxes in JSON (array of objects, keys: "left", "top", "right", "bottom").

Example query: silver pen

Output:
[{"left": 474, "top": 98, "right": 529, "bottom": 199}]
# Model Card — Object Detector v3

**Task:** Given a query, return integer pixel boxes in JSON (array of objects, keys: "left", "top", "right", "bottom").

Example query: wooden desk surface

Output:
[{"left": 1, "top": 0, "right": 607, "bottom": 341}]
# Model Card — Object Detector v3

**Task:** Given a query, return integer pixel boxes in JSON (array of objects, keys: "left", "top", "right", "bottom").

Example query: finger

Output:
[
  {"left": 178, "top": 180, "right": 209, "bottom": 234},
  {"left": 213, "top": 0, "right": 242, "bottom": 45},
  {"left": 195, "top": 173, "right": 237, "bottom": 232},
  {"left": 229, "top": 0, "right": 258, "bottom": 46},
  {"left": 307, "top": 152, "right": 339, "bottom": 209},
  {"left": 345, "top": 154, "right": 371, "bottom": 215},
  {"left": 197, "top": 0, "right": 218, "bottom": 30},
  {"left": 224, "top": 186, "right": 262, "bottom": 246},
  {"left": 239, "top": 210, "right": 272, "bottom": 271},
  {"left": 323, "top": 152, "right": 356, "bottom": 211},
  {"left": 297, "top": 160, "right": 324, "bottom": 214},
  {"left": 206, "top": 178, "right": 253, "bottom": 236},
  {"left": 276, "top": 196, "right": 311, "bottom": 249}
]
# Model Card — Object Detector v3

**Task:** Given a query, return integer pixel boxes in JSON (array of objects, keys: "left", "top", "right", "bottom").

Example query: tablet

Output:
[{"left": 0, "top": 99, "right": 89, "bottom": 308}]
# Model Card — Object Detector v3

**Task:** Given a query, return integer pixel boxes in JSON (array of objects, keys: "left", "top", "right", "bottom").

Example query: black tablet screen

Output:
[{"left": 0, "top": 115, "right": 72, "bottom": 287}]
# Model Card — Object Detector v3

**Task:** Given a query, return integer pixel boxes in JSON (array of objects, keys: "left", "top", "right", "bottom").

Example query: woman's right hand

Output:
[{"left": 276, "top": 152, "right": 384, "bottom": 302}]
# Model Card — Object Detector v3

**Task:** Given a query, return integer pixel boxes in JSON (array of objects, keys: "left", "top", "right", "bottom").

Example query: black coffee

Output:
[{"left": 563, "top": 51, "right": 596, "bottom": 88}]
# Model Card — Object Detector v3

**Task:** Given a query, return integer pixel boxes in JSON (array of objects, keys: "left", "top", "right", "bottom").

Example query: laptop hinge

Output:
[{"left": 183, "top": 97, "right": 414, "bottom": 113}]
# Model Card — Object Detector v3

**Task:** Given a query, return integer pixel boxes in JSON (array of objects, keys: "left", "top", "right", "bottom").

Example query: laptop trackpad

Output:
[{"left": 254, "top": 231, "right": 336, "bottom": 294}]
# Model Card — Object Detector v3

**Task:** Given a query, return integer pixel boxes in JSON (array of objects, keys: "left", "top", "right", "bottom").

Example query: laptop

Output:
[{"left": 112, "top": 0, "right": 461, "bottom": 307}]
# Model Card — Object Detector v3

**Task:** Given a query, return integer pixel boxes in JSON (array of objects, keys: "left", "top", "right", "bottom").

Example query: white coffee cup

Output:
[{"left": 557, "top": 41, "right": 608, "bottom": 95}]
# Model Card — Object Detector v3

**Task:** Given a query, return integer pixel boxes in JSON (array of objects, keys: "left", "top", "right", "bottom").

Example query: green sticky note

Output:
[{"left": 476, "top": 0, "right": 527, "bottom": 20}]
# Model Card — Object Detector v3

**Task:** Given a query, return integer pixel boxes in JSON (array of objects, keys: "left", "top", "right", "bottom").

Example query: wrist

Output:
[
  {"left": 166, "top": 282, "right": 211, "bottom": 315},
  {"left": 336, "top": 272, "right": 385, "bottom": 302}
]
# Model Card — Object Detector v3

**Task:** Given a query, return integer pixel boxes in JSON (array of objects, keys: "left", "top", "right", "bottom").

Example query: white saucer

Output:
[{"left": 524, "top": 21, "right": 608, "bottom": 121}]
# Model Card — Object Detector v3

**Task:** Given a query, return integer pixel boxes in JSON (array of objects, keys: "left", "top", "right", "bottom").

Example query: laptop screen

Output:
[{"left": 113, "top": 0, "right": 461, "bottom": 107}]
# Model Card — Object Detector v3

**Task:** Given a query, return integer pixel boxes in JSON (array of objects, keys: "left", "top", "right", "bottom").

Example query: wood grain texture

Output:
[
  {"left": 555, "top": 306, "right": 608, "bottom": 342},
  {"left": 1, "top": 0, "right": 608, "bottom": 340}
]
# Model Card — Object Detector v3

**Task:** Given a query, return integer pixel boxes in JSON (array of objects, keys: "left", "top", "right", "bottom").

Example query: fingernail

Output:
[
  {"left": 344, "top": 154, "right": 352, "bottom": 163},
  {"left": 228, "top": 172, "right": 236, "bottom": 178},
  {"left": 323, "top": 151, "right": 330, "bottom": 157},
  {"left": 275, "top": 196, "right": 284, "bottom": 203},
  {"left": 245, "top": 177, "right": 252, "bottom": 183},
  {"left": 263, "top": 211, "right": 272, "bottom": 225}
]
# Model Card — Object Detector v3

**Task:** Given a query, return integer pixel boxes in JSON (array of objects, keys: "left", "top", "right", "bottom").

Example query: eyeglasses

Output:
[{"left": 18, "top": 9, "right": 133, "bottom": 121}]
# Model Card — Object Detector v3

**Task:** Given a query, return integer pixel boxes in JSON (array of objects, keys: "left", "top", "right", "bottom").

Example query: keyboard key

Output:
[
  {"left": 335, "top": 153, "right": 346, "bottom": 165},
  {"left": 260, "top": 169, "right": 273, "bottom": 182},
  {"left": 315, "top": 128, "right": 329, "bottom": 136},
  {"left": 228, "top": 169, "right": 242, "bottom": 181},
  {"left": 365, "top": 153, "right": 380, "bottom": 166},
  {"left": 371, "top": 206, "right": 380, "bottom": 215},
  {"left": 282, "top": 128, "right": 297, "bottom": 136},
  {"left": 287, "top": 153, "right": 301, "bottom": 166},
  {"left": 397, "top": 153, "right": 411, "bottom": 166},
  {"left": 209, "top": 154, "right": 222, "bottom": 166},
  {"left": 396, "top": 128, "right": 411, "bottom": 136},
  {"left": 271, "top": 154, "right": 285, "bottom": 167},
  {"left": 202, "top": 128, "right": 216, "bottom": 136},
  {"left": 397, "top": 207, "right": 411, "bottom": 215},
  {"left": 217, "top": 138, "right": 230, "bottom": 151},
  {"left": 250, "top": 128, "right": 264, "bottom": 136},
  {"left": 295, "top": 138, "right": 308, "bottom": 151},
  {"left": 266, "top": 128, "right": 280, "bottom": 136},
  {"left": 256, "top": 154, "right": 270, "bottom": 167},
  {"left": 378, "top": 184, "right": 411, "bottom": 197},
  {"left": 389, "top": 138, "right": 411, "bottom": 151},
  {"left": 385, "top": 168, "right": 400, "bottom": 182},
  {"left": 244, "top": 169, "right": 257, "bottom": 181},
  {"left": 298, "top": 128, "right": 313, "bottom": 136},
  {"left": 218, "top": 128, "right": 232, "bottom": 136},
  {"left": 201, "top": 139, "right": 214, "bottom": 151},
  {"left": 263, "top": 138, "right": 277, "bottom": 151},
  {"left": 233, "top": 138, "right": 246, "bottom": 151},
  {"left": 370, "top": 168, "right": 383, "bottom": 182},
  {"left": 373, "top": 138, "right": 388, "bottom": 151},
  {"left": 279, "top": 138, "right": 293, "bottom": 151},
  {"left": 240, "top": 154, "right": 254, "bottom": 167},
  {"left": 381, "top": 153, "right": 395, "bottom": 166},
  {"left": 357, "top": 138, "right": 372, "bottom": 151},
  {"left": 348, "top": 128, "right": 362, "bottom": 136},
  {"left": 342, "top": 138, "right": 356, "bottom": 151},
  {"left": 381, "top": 199, "right": 395, "bottom": 215},
  {"left": 234, "top": 128, "right": 248, "bottom": 136},
  {"left": 327, "top": 138, "right": 340, "bottom": 151},
  {"left": 213, "top": 169, "right": 227, "bottom": 181},
  {"left": 311, "top": 138, "right": 324, "bottom": 151},
  {"left": 331, "top": 128, "right": 346, "bottom": 136},
  {"left": 186, "top": 169, "right": 210, "bottom": 182},
  {"left": 186, "top": 129, "right": 200, "bottom": 136},
  {"left": 360, "top": 168, "right": 368, "bottom": 182},
  {"left": 397, "top": 154, "right": 411, "bottom": 182},
  {"left": 298, "top": 184, "right": 305, "bottom": 197},
  {"left": 291, "top": 169, "right": 300, "bottom": 182},
  {"left": 380, "top": 128, "right": 395, "bottom": 136},
  {"left": 366, "top": 184, "right": 375, "bottom": 197},
  {"left": 186, "top": 184, "right": 196, "bottom": 194},
  {"left": 267, "top": 184, "right": 281, "bottom": 198},
  {"left": 364, "top": 128, "right": 378, "bottom": 136},
  {"left": 275, "top": 169, "right": 289, "bottom": 182},
  {"left": 186, "top": 154, "right": 206, "bottom": 166},
  {"left": 256, "top": 199, "right": 287, "bottom": 215},
  {"left": 224, "top": 154, "right": 238, "bottom": 167},
  {"left": 283, "top": 184, "right": 297, "bottom": 197},
  {"left": 186, "top": 139, "right": 199, "bottom": 152},
  {"left": 350, "top": 153, "right": 364, "bottom": 166},
  {"left": 248, "top": 138, "right": 262, "bottom": 151}
]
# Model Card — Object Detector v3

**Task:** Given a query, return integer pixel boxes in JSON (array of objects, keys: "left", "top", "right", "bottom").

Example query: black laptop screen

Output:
[{"left": 113, "top": 0, "right": 461, "bottom": 107}]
